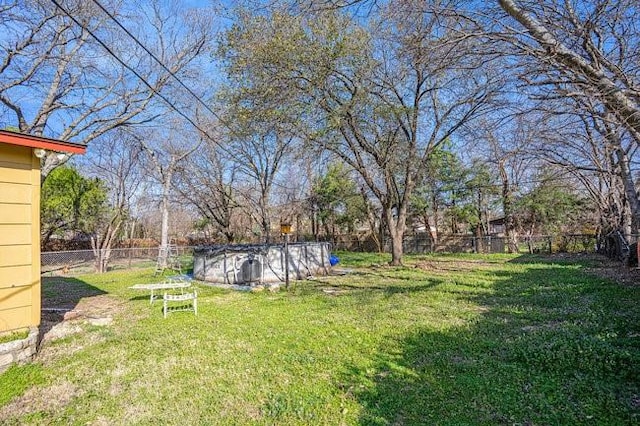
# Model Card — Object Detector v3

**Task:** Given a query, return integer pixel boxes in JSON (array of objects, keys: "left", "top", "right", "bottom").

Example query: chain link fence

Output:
[
  {"left": 330, "top": 233, "right": 598, "bottom": 255},
  {"left": 41, "top": 233, "right": 606, "bottom": 276},
  {"left": 41, "top": 246, "right": 195, "bottom": 275}
]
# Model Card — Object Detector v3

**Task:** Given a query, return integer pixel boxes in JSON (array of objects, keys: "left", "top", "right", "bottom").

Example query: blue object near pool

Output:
[{"left": 329, "top": 254, "right": 339, "bottom": 266}]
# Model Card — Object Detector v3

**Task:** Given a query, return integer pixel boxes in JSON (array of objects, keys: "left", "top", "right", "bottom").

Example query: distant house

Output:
[
  {"left": 0, "top": 130, "right": 85, "bottom": 334},
  {"left": 489, "top": 217, "right": 506, "bottom": 236}
]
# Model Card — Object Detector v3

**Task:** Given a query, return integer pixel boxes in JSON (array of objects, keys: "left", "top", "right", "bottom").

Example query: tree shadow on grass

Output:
[
  {"left": 506, "top": 252, "right": 604, "bottom": 267},
  {"left": 340, "top": 258, "right": 640, "bottom": 425},
  {"left": 307, "top": 276, "right": 444, "bottom": 300}
]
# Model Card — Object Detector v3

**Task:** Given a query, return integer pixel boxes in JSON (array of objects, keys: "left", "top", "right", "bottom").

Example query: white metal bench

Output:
[
  {"left": 163, "top": 289, "right": 197, "bottom": 318},
  {"left": 130, "top": 280, "right": 192, "bottom": 304}
]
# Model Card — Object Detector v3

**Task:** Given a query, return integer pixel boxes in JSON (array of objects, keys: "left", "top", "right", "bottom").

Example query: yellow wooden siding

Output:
[
  {"left": 0, "top": 265, "right": 33, "bottom": 288},
  {"left": 0, "top": 224, "right": 32, "bottom": 245},
  {"left": 0, "top": 182, "right": 32, "bottom": 204},
  {"left": 0, "top": 162, "right": 31, "bottom": 183},
  {"left": 0, "top": 285, "right": 35, "bottom": 311},
  {"left": 29, "top": 152, "right": 40, "bottom": 327},
  {"left": 0, "top": 306, "right": 32, "bottom": 331},
  {"left": 0, "top": 144, "right": 32, "bottom": 165},
  {"left": 0, "top": 245, "right": 31, "bottom": 267},
  {"left": 0, "top": 144, "right": 40, "bottom": 332},
  {"left": 0, "top": 204, "right": 31, "bottom": 224}
]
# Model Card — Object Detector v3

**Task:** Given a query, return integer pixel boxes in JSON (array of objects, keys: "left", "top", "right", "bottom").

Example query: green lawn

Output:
[{"left": 1, "top": 252, "right": 638, "bottom": 425}]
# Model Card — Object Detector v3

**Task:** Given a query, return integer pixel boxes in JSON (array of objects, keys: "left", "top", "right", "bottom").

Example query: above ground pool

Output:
[{"left": 193, "top": 242, "right": 332, "bottom": 286}]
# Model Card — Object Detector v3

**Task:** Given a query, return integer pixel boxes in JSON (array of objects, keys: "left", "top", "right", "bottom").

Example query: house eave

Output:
[{"left": 0, "top": 130, "right": 87, "bottom": 154}]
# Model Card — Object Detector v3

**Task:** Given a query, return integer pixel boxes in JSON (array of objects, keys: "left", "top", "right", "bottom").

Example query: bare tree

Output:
[
  {"left": 220, "top": 3, "right": 500, "bottom": 264},
  {"left": 533, "top": 104, "right": 638, "bottom": 239},
  {"left": 174, "top": 139, "right": 240, "bottom": 243},
  {"left": 496, "top": 0, "right": 640, "bottom": 233},
  {"left": 0, "top": 0, "right": 212, "bottom": 179},
  {"left": 78, "top": 130, "right": 144, "bottom": 272},
  {"left": 313, "top": 0, "right": 640, "bottom": 241},
  {"left": 137, "top": 124, "right": 201, "bottom": 268},
  {"left": 472, "top": 116, "right": 538, "bottom": 253},
  {"left": 497, "top": 0, "right": 640, "bottom": 138},
  {"left": 217, "top": 104, "right": 295, "bottom": 243}
]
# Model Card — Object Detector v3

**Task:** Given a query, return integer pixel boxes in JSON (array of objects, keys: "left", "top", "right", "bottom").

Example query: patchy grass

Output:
[
  {"left": 1, "top": 252, "right": 638, "bottom": 425},
  {"left": 0, "top": 330, "right": 29, "bottom": 345},
  {"left": 0, "top": 364, "right": 45, "bottom": 407}
]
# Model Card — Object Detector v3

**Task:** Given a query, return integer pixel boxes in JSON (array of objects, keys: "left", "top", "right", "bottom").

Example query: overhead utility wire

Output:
[
  {"left": 48, "top": 0, "right": 218, "bottom": 144},
  {"left": 47, "top": 0, "right": 283, "bottom": 187},
  {"left": 47, "top": 0, "right": 602, "bottom": 198},
  {"left": 51, "top": 0, "right": 306, "bottom": 193},
  {"left": 88, "top": 0, "right": 221, "bottom": 121},
  {"left": 51, "top": 0, "right": 307, "bottom": 193}
]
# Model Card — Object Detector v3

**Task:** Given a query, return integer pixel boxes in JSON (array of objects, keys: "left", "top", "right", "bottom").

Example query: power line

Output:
[
  {"left": 50, "top": 0, "right": 301, "bottom": 193},
  {"left": 48, "top": 0, "right": 217, "bottom": 143},
  {"left": 45, "top": 0, "right": 613, "bottom": 200},
  {"left": 88, "top": 0, "right": 221, "bottom": 121},
  {"left": 49, "top": 0, "right": 281, "bottom": 182}
]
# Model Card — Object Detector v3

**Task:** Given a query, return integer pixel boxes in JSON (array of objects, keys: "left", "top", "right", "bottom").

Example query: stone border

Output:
[{"left": 0, "top": 327, "right": 38, "bottom": 373}]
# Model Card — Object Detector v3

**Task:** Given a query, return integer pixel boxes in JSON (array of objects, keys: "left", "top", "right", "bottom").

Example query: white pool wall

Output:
[{"left": 193, "top": 242, "right": 331, "bottom": 284}]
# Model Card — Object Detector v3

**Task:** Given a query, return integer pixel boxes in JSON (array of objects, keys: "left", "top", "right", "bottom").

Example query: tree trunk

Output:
[
  {"left": 92, "top": 237, "right": 106, "bottom": 273},
  {"left": 360, "top": 186, "right": 382, "bottom": 252},
  {"left": 311, "top": 207, "right": 319, "bottom": 241},
  {"left": 615, "top": 148, "right": 640, "bottom": 235},
  {"left": 431, "top": 200, "right": 440, "bottom": 252},
  {"left": 259, "top": 190, "right": 271, "bottom": 243},
  {"left": 384, "top": 204, "right": 407, "bottom": 266},
  {"left": 331, "top": 218, "right": 337, "bottom": 246},
  {"left": 527, "top": 225, "right": 536, "bottom": 254},
  {"left": 262, "top": 215, "right": 271, "bottom": 244},
  {"left": 451, "top": 194, "right": 458, "bottom": 234},
  {"left": 91, "top": 235, "right": 101, "bottom": 273},
  {"left": 475, "top": 192, "right": 485, "bottom": 253},
  {"left": 423, "top": 213, "right": 438, "bottom": 253},
  {"left": 498, "top": 161, "right": 519, "bottom": 253},
  {"left": 389, "top": 230, "right": 403, "bottom": 265},
  {"left": 474, "top": 224, "right": 484, "bottom": 254},
  {"left": 91, "top": 223, "right": 119, "bottom": 274},
  {"left": 321, "top": 217, "right": 331, "bottom": 242},
  {"left": 503, "top": 204, "right": 519, "bottom": 253},
  {"left": 159, "top": 174, "right": 172, "bottom": 269}
]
